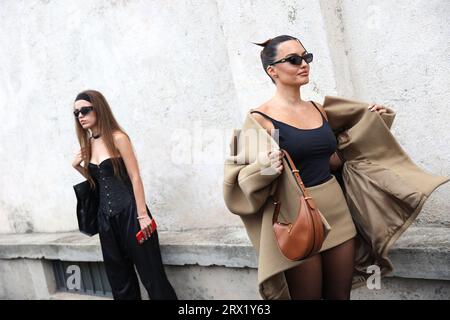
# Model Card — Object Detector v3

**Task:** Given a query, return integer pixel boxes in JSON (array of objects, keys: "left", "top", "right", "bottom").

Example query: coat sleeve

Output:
[
  {"left": 223, "top": 130, "right": 281, "bottom": 216},
  {"left": 379, "top": 106, "right": 396, "bottom": 130},
  {"left": 334, "top": 106, "right": 396, "bottom": 162},
  {"left": 325, "top": 96, "right": 396, "bottom": 130}
]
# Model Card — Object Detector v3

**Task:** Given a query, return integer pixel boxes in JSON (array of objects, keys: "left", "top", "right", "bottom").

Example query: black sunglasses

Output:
[
  {"left": 73, "top": 106, "right": 94, "bottom": 118},
  {"left": 270, "top": 52, "right": 314, "bottom": 66}
]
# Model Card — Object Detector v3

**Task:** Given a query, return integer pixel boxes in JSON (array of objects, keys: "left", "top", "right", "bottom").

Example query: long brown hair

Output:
[{"left": 74, "top": 89, "right": 130, "bottom": 189}]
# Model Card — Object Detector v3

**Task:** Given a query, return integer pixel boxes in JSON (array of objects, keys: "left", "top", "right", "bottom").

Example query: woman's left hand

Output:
[
  {"left": 368, "top": 103, "right": 388, "bottom": 114},
  {"left": 138, "top": 215, "right": 155, "bottom": 239}
]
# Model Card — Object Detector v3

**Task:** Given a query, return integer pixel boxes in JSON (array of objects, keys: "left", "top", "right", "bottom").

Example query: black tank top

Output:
[{"left": 250, "top": 101, "right": 337, "bottom": 187}]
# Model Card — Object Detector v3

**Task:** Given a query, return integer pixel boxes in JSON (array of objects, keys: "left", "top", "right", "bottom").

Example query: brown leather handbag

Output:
[{"left": 272, "top": 149, "right": 327, "bottom": 261}]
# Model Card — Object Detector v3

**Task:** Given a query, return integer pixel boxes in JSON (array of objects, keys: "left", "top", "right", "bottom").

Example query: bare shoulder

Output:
[
  {"left": 112, "top": 131, "right": 130, "bottom": 144},
  {"left": 111, "top": 131, "right": 133, "bottom": 159},
  {"left": 311, "top": 100, "right": 328, "bottom": 121},
  {"left": 249, "top": 103, "right": 274, "bottom": 130}
]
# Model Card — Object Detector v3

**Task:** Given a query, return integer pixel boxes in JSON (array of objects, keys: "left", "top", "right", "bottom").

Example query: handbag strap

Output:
[{"left": 272, "top": 148, "right": 318, "bottom": 224}]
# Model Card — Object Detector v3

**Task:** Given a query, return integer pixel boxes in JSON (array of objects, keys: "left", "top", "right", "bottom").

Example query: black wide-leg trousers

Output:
[{"left": 98, "top": 205, "right": 177, "bottom": 300}]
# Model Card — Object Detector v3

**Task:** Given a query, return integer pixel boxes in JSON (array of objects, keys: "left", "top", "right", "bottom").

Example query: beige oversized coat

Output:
[{"left": 223, "top": 95, "right": 449, "bottom": 299}]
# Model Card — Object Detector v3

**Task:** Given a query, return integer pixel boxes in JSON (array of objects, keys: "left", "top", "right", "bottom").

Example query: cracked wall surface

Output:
[{"left": 0, "top": 0, "right": 448, "bottom": 233}]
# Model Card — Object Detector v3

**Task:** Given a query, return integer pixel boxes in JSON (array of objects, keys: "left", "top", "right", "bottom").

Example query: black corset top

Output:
[{"left": 88, "top": 157, "right": 134, "bottom": 217}]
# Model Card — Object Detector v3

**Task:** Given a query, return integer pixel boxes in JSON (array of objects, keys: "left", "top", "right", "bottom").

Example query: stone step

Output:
[{"left": 0, "top": 226, "right": 449, "bottom": 299}]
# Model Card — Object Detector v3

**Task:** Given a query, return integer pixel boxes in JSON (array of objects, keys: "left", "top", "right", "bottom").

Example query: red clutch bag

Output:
[{"left": 136, "top": 218, "right": 157, "bottom": 245}]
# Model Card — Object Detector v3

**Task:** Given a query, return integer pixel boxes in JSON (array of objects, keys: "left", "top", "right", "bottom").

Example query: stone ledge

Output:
[
  {"left": 0, "top": 226, "right": 449, "bottom": 281},
  {"left": 49, "top": 292, "right": 112, "bottom": 300}
]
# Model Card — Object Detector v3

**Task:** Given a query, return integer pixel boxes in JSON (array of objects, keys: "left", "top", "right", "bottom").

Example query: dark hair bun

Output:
[{"left": 252, "top": 38, "right": 272, "bottom": 48}]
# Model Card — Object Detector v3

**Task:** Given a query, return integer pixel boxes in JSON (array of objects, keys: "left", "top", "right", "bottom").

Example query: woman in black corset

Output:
[
  {"left": 250, "top": 35, "right": 388, "bottom": 299},
  {"left": 71, "top": 90, "right": 177, "bottom": 300}
]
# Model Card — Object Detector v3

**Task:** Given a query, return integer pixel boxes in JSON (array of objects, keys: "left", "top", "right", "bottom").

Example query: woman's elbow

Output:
[
  {"left": 329, "top": 153, "right": 343, "bottom": 171},
  {"left": 130, "top": 175, "right": 143, "bottom": 186}
]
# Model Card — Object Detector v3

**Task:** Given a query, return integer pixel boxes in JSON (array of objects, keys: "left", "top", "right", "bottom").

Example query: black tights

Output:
[{"left": 284, "top": 237, "right": 355, "bottom": 300}]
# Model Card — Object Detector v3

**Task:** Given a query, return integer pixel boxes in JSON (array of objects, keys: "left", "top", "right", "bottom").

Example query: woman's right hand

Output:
[
  {"left": 72, "top": 149, "right": 85, "bottom": 168},
  {"left": 268, "top": 149, "right": 284, "bottom": 174}
]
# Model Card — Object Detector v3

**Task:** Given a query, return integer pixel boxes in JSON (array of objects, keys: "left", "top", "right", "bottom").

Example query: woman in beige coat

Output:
[{"left": 223, "top": 35, "right": 449, "bottom": 300}]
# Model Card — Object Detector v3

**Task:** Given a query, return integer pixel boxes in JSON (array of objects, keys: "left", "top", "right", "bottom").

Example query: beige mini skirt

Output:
[{"left": 306, "top": 174, "right": 357, "bottom": 252}]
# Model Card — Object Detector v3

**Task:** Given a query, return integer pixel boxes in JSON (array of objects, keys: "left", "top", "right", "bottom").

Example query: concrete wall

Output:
[
  {"left": 2, "top": 258, "right": 450, "bottom": 300},
  {"left": 0, "top": 0, "right": 448, "bottom": 234}
]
